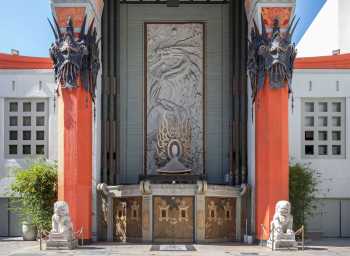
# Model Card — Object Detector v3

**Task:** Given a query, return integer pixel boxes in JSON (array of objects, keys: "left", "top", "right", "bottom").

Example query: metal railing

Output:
[
  {"left": 260, "top": 224, "right": 269, "bottom": 247},
  {"left": 295, "top": 225, "right": 305, "bottom": 251}
]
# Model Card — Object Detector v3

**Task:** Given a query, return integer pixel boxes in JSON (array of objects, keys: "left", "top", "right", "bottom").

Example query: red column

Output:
[
  {"left": 52, "top": 6, "right": 93, "bottom": 241},
  {"left": 246, "top": 4, "right": 295, "bottom": 240},
  {"left": 255, "top": 78, "right": 289, "bottom": 240},
  {"left": 58, "top": 82, "right": 93, "bottom": 240}
]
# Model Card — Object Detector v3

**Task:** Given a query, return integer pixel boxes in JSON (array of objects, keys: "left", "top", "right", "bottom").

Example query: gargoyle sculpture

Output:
[
  {"left": 48, "top": 15, "right": 100, "bottom": 100},
  {"left": 248, "top": 16, "right": 299, "bottom": 103}
]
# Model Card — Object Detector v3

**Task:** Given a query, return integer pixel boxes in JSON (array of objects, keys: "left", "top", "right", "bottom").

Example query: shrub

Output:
[
  {"left": 10, "top": 160, "right": 57, "bottom": 231},
  {"left": 289, "top": 163, "right": 318, "bottom": 231}
]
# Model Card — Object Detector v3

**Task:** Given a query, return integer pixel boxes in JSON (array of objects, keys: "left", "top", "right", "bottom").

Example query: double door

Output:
[{"left": 153, "top": 196, "right": 194, "bottom": 243}]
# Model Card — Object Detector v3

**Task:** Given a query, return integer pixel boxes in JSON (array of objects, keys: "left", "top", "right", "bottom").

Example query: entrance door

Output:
[{"left": 153, "top": 196, "right": 194, "bottom": 243}]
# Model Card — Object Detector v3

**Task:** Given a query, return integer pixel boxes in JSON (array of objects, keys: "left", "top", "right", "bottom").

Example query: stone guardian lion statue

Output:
[{"left": 268, "top": 200, "right": 297, "bottom": 249}]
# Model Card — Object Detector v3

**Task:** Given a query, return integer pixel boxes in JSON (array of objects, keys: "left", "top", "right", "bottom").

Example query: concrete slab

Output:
[{"left": 1, "top": 239, "right": 350, "bottom": 256}]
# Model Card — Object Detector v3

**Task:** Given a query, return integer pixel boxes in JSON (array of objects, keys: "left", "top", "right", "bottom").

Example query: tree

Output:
[
  {"left": 9, "top": 160, "right": 57, "bottom": 231},
  {"left": 289, "top": 163, "right": 318, "bottom": 231}
]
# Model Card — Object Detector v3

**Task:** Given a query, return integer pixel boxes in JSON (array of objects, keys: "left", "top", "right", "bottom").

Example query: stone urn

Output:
[{"left": 22, "top": 221, "right": 37, "bottom": 241}]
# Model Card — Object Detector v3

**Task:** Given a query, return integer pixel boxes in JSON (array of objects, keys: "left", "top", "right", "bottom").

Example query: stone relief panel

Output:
[
  {"left": 145, "top": 23, "right": 204, "bottom": 175},
  {"left": 99, "top": 194, "right": 108, "bottom": 240},
  {"left": 205, "top": 197, "right": 236, "bottom": 241},
  {"left": 153, "top": 196, "right": 194, "bottom": 243}
]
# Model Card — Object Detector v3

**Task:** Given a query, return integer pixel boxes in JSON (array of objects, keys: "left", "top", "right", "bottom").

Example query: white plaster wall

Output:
[
  {"left": 289, "top": 69, "right": 350, "bottom": 198},
  {"left": 0, "top": 69, "right": 56, "bottom": 197},
  {"left": 338, "top": 0, "right": 350, "bottom": 54},
  {"left": 297, "top": 0, "right": 350, "bottom": 57},
  {"left": 297, "top": 0, "right": 339, "bottom": 57}
]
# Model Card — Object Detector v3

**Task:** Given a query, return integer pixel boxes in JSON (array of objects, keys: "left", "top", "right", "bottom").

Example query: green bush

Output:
[
  {"left": 10, "top": 160, "right": 57, "bottom": 231},
  {"left": 289, "top": 163, "right": 318, "bottom": 231}
]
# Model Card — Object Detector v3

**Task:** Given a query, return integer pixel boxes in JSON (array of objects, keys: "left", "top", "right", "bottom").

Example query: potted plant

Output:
[{"left": 9, "top": 160, "right": 57, "bottom": 240}]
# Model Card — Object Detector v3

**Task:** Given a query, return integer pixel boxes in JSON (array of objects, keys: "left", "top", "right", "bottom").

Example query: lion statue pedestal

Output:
[
  {"left": 267, "top": 200, "right": 297, "bottom": 250},
  {"left": 46, "top": 201, "right": 78, "bottom": 250}
]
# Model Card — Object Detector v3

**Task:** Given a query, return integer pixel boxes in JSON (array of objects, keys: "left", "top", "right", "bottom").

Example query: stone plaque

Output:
[{"left": 145, "top": 23, "right": 204, "bottom": 174}]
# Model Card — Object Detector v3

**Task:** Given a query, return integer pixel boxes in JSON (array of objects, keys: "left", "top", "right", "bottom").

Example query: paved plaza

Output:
[{"left": 1, "top": 239, "right": 350, "bottom": 256}]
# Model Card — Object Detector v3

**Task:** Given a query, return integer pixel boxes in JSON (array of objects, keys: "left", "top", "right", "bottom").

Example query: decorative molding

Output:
[
  {"left": 50, "top": 0, "right": 104, "bottom": 23},
  {"left": 99, "top": 183, "right": 241, "bottom": 198}
]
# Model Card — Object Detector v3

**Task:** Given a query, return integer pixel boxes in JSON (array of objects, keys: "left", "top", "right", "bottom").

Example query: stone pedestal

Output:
[{"left": 46, "top": 234, "right": 78, "bottom": 250}]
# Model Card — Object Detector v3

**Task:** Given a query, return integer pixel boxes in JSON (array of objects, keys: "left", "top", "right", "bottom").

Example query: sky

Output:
[{"left": 0, "top": 0, "right": 326, "bottom": 57}]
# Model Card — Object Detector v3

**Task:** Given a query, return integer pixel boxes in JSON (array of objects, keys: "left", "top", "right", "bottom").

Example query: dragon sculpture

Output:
[
  {"left": 48, "top": 15, "right": 100, "bottom": 100},
  {"left": 248, "top": 16, "right": 299, "bottom": 103}
]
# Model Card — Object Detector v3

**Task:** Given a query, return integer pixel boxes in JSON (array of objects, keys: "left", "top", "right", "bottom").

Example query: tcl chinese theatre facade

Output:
[{"left": 49, "top": 0, "right": 296, "bottom": 243}]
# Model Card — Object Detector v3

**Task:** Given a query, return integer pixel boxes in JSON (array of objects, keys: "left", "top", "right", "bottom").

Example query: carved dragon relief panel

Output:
[{"left": 145, "top": 23, "right": 204, "bottom": 175}]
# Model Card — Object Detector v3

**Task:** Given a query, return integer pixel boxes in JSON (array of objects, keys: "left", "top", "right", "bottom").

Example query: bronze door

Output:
[
  {"left": 153, "top": 196, "right": 194, "bottom": 243},
  {"left": 113, "top": 197, "right": 143, "bottom": 242}
]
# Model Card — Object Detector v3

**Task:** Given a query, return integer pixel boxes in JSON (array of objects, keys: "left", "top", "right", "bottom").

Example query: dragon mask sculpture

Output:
[
  {"left": 48, "top": 15, "right": 100, "bottom": 100},
  {"left": 248, "top": 16, "right": 299, "bottom": 103}
]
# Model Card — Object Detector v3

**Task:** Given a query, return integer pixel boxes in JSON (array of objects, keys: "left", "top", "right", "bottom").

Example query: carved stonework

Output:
[
  {"left": 247, "top": 16, "right": 298, "bottom": 103},
  {"left": 114, "top": 201, "right": 127, "bottom": 242},
  {"left": 268, "top": 200, "right": 297, "bottom": 249},
  {"left": 145, "top": 23, "right": 204, "bottom": 174},
  {"left": 261, "top": 7, "right": 293, "bottom": 29},
  {"left": 48, "top": 15, "right": 100, "bottom": 100},
  {"left": 47, "top": 201, "right": 77, "bottom": 250}
]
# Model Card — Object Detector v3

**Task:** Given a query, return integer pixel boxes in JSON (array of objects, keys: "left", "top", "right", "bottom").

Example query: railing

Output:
[
  {"left": 295, "top": 225, "right": 305, "bottom": 251},
  {"left": 74, "top": 227, "right": 84, "bottom": 246},
  {"left": 260, "top": 224, "right": 269, "bottom": 247},
  {"left": 38, "top": 229, "right": 50, "bottom": 251}
]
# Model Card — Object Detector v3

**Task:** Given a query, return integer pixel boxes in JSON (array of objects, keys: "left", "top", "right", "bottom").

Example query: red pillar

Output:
[
  {"left": 51, "top": 4, "right": 98, "bottom": 241},
  {"left": 255, "top": 78, "right": 289, "bottom": 240},
  {"left": 58, "top": 82, "right": 93, "bottom": 240},
  {"left": 244, "top": 2, "right": 296, "bottom": 240}
]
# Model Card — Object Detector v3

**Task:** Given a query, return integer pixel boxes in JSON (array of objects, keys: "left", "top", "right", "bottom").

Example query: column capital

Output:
[
  {"left": 50, "top": 0, "right": 104, "bottom": 27},
  {"left": 245, "top": 0, "right": 296, "bottom": 32}
]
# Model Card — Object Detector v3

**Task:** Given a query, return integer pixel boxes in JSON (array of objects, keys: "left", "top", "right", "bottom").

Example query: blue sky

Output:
[{"left": 0, "top": 0, "right": 326, "bottom": 57}]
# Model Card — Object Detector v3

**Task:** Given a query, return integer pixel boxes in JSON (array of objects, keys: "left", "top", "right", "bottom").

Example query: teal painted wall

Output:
[{"left": 119, "top": 4, "right": 232, "bottom": 184}]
